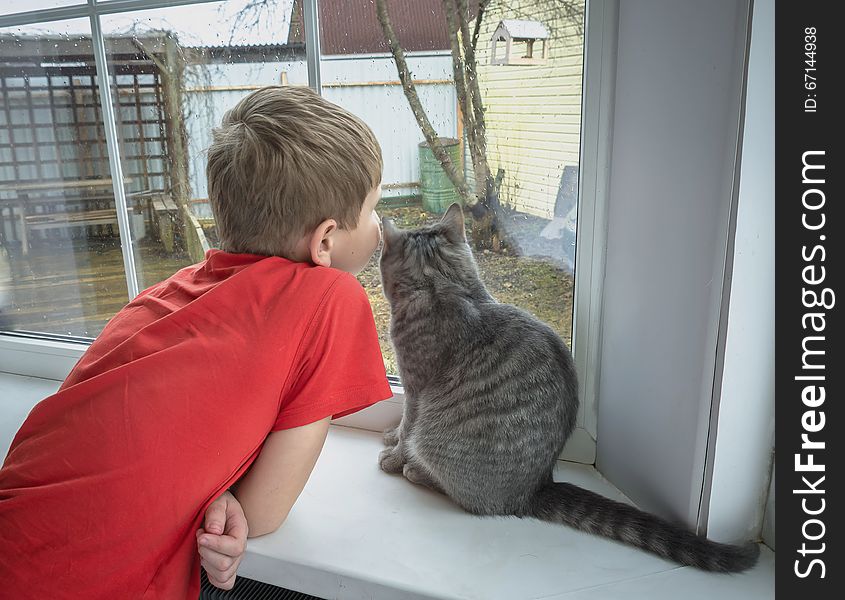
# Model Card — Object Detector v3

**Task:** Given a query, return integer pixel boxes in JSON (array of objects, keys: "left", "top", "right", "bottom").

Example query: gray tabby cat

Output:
[{"left": 377, "top": 203, "right": 759, "bottom": 573}]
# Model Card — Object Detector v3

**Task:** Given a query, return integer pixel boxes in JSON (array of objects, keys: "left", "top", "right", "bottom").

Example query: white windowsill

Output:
[
  {"left": 0, "top": 372, "right": 774, "bottom": 599},
  {"left": 0, "top": 333, "right": 597, "bottom": 465}
]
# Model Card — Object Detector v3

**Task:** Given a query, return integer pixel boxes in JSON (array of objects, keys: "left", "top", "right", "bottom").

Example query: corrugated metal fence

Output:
[{"left": 184, "top": 52, "right": 456, "bottom": 218}]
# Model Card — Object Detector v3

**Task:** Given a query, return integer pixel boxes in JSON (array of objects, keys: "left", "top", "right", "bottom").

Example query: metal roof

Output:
[{"left": 290, "top": 0, "right": 452, "bottom": 55}]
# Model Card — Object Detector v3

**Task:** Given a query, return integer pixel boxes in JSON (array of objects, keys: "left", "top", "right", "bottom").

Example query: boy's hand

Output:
[{"left": 197, "top": 490, "right": 248, "bottom": 590}]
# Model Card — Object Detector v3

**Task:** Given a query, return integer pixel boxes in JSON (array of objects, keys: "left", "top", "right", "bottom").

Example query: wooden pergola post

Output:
[{"left": 162, "top": 35, "right": 190, "bottom": 249}]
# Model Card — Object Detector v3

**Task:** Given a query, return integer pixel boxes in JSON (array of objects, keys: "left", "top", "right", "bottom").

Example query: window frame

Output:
[{"left": 0, "top": 0, "right": 613, "bottom": 466}]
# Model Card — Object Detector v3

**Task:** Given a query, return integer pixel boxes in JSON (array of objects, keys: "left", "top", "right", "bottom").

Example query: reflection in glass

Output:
[{"left": 0, "top": 19, "right": 131, "bottom": 337}]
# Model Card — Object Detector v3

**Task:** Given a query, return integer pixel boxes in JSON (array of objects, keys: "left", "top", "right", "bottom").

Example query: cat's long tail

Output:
[{"left": 526, "top": 482, "right": 760, "bottom": 573}]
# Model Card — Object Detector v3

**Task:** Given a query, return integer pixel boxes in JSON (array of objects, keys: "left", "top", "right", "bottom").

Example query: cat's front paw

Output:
[
  {"left": 383, "top": 426, "right": 400, "bottom": 447},
  {"left": 378, "top": 447, "right": 404, "bottom": 473}
]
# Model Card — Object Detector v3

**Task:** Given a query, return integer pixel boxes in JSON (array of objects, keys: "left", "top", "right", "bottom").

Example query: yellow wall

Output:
[{"left": 473, "top": 1, "right": 585, "bottom": 218}]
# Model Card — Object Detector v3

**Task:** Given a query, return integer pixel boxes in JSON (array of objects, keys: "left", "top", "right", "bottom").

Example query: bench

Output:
[
  {"left": 25, "top": 192, "right": 152, "bottom": 241},
  {"left": 0, "top": 179, "right": 143, "bottom": 254},
  {"left": 152, "top": 194, "right": 179, "bottom": 253},
  {"left": 26, "top": 208, "right": 119, "bottom": 230}
]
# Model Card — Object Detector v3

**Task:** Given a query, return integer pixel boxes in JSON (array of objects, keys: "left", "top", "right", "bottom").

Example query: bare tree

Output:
[
  {"left": 376, "top": 0, "right": 584, "bottom": 252},
  {"left": 376, "top": 0, "right": 511, "bottom": 251},
  {"left": 229, "top": 0, "right": 584, "bottom": 251}
]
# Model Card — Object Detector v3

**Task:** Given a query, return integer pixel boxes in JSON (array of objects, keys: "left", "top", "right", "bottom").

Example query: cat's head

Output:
[{"left": 379, "top": 203, "right": 481, "bottom": 302}]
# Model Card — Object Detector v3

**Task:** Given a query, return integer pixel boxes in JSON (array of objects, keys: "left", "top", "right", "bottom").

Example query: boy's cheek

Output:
[
  {"left": 373, "top": 212, "right": 383, "bottom": 244},
  {"left": 369, "top": 221, "right": 381, "bottom": 253}
]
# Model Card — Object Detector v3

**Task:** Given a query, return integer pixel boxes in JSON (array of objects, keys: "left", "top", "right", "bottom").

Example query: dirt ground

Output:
[
  {"left": 2, "top": 202, "right": 572, "bottom": 359},
  {"left": 360, "top": 204, "right": 574, "bottom": 374}
]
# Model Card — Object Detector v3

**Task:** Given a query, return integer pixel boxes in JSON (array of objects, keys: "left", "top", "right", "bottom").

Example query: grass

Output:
[{"left": 2, "top": 202, "right": 574, "bottom": 378}]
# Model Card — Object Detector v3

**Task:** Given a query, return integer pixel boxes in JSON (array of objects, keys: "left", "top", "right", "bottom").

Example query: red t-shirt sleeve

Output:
[{"left": 272, "top": 271, "right": 393, "bottom": 430}]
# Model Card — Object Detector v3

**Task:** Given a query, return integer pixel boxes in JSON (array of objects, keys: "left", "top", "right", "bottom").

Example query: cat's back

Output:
[
  {"left": 408, "top": 290, "right": 573, "bottom": 367},
  {"left": 436, "top": 295, "right": 577, "bottom": 393},
  {"left": 392, "top": 288, "right": 575, "bottom": 399},
  {"left": 476, "top": 299, "right": 570, "bottom": 356}
]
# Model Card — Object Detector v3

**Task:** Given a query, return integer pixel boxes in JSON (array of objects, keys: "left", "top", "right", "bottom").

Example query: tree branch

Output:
[
  {"left": 471, "top": 0, "right": 491, "bottom": 53},
  {"left": 455, "top": 0, "right": 491, "bottom": 190},
  {"left": 375, "top": 0, "right": 472, "bottom": 204},
  {"left": 442, "top": 0, "right": 485, "bottom": 198}
]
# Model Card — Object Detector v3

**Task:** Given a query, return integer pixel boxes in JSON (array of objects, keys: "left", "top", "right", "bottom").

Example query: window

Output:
[
  {"left": 1, "top": 0, "right": 771, "bottom": 550},
  {"left": 100, "top": 0, "right": 309, "bottom": 291},
  {"left": 319, "top": 0, "right": 585, "bottom": 374},
  {"left": 0, "top": 0, "right": 600, "bottom": 459},
  {"left": 1, "top": 0, "right": 307, "bottom": 338},
  {"left": 0, "top": 17, "right": 129, "bottom": 338}
]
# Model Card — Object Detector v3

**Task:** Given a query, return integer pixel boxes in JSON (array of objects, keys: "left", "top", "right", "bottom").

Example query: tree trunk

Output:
[
  {"left": 375, "top": 0, "right": 472, "bottom": 206},
  {"left": 376, "top": 0, "right": 517, "bottom": 253},
  {"left": 442, "top": 0, "right": 514, "bottom": 252}
]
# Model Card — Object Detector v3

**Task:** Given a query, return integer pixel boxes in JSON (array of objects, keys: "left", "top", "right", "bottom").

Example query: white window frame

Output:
[{"left": 0, "top": 0, "right": 614, "bottom": 467}]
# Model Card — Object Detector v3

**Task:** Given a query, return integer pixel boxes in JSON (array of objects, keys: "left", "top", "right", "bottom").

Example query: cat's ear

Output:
[
  {"left": 440, "top": 203, "right": 466, "bottom": 243},
  {"left": 382, "top": 217, "right": 400, "bottom": 248}
]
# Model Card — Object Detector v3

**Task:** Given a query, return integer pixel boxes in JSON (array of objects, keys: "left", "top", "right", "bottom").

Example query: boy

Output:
[{"left": 0, "top": 86, "right": 392, "bottom": 598}]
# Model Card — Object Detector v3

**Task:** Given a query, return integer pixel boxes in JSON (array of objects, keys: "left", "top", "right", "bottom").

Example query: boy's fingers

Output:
[
  {"left": 202, "top": 561, "right": 237, "bottom": 591},
  {"left": 198, "top": 532, "right": 246, "bottom": 558},
  {"left": 199, "top": 546, "right": 237, "bottom": 573},
  {"left": 204, "top": 501, "right": 226, "bottom": 535},
  {"left": 209, "top": 574, "right": 236, "bottom": 591},
  {"left": 223, "top": 515, "right": 248, "bottom": 543},
  {"left": 224, "top": 496, "right": 249, "bottom": 539}
]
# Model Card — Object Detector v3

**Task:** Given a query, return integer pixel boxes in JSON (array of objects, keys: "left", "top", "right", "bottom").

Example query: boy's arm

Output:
[{"left": 231, "top": 416, "right": 331, "bottom": 538}]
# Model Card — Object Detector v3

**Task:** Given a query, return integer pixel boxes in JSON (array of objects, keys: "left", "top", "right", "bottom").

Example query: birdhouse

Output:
[{"left": 490, "top": 20, "right": 549, "bottom": 66}]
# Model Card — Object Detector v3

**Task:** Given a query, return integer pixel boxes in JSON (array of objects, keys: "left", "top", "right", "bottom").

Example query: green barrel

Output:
[{"left": 418, "top": 137, "right": 462, "bottom": 214}]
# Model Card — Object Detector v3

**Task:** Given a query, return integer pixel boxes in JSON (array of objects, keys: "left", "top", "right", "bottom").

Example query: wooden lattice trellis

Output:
[
  {"left": 0, "top": 35, "right": 177, "bottom": 246},
  {"left": 0, "top": 69, "right": 170, "bottom": 187}
]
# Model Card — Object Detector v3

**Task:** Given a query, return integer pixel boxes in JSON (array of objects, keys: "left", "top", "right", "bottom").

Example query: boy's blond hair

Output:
[{"left": 206, "top": 86, "right": 382, "bottom": 257}]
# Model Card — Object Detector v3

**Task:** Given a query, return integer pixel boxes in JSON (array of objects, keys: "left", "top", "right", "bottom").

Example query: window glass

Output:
[
  {"left": 1, "top": 2, "right": 85, "bottom": 18},
  {"left": 101, "top": 0, "right": 303, "bottom": 290},
  {"left": 319, "top": 0, "right": 585, "bottom": 373},
  {"left": 1, "top": 0, "right": 585, "bottom": 371},
  {"left": 1, "top": 1, "right": 302, "bottom": 337},
  {"left": 0, "top": 18, "right": 131, "bottom": 337}
]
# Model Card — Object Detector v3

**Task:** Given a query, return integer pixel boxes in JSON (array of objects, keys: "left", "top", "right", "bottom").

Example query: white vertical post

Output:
[
  {"left": 569, "top": 0, "right": 618, "bottom": 459},
  {"left": 303, "top": 0, "right": 322, "bottom": 94},
  {"left": 89, "top": 0, "right": 140, "bottom": 299},
  {"left": 703, "top": 0, "right": 775, "bottom": 543}
]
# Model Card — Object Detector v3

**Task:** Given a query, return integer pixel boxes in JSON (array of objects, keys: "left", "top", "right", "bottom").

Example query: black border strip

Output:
[{"left": 776, "top": 1, "right": 842, "bottom": 596}]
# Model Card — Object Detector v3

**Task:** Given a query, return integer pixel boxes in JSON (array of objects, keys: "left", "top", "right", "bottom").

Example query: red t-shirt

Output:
[{"left": 0, "top": 250, "right": 392, "bottom": 599}]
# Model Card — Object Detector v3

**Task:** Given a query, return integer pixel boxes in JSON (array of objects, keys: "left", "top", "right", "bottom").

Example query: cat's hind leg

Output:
[{"left": 402, "top": 462, "right": 444, "bottom": 494}]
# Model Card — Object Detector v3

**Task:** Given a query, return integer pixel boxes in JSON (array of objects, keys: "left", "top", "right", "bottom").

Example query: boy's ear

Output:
[
  {"left": 440, "top": 203, "right": 466, "bottom": 242},
  {"left": 382, "top": 218, "right": 400, "bottom": 247},
  {"left": 308, "top": 218, "right": 337, "bottom": 268}
]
